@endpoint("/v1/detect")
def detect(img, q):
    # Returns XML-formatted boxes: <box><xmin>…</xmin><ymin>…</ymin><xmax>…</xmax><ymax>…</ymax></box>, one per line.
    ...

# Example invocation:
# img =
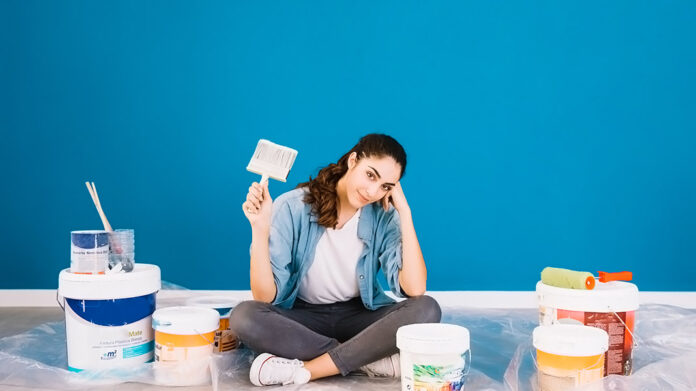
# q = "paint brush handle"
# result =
<box><xmin>85</xmin><ymin>182</ymin><xmax>113</xmax><ymax>232</ymax></box>
<box><xmin>597</xmin><ymin>271</ymin><xmax>633</xmax><ymax>283</ymax></box>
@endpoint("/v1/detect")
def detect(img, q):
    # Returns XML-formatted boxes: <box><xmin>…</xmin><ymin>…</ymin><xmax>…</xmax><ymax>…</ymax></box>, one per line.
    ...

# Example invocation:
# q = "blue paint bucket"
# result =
<box><xmin>57</xmin><ymin>264</ymin><xmax>161</xmax><ymax>372</ymax></box>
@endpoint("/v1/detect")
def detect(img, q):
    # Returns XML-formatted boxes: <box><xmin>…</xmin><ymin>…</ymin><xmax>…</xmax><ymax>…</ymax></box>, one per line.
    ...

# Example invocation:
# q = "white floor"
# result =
<box><xmin>1</xmin><ymin>290</ymin><xmax>696</xmax><ymax>391</ymax></box>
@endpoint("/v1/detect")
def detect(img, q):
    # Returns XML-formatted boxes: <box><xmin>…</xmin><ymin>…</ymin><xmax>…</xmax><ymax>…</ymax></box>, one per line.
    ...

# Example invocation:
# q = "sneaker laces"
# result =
<box><xmin>263</xmin><ymin>357</ymin><xmax>306</xmax><ymax>385</ymax></box>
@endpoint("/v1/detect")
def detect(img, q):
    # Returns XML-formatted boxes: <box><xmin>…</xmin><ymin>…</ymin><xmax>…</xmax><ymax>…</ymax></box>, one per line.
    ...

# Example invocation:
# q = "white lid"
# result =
<box><xmin>533</xmin><ymin>324</ymin><xmax>608</xmax><ymax>357</ymax></box>
<box><xmin>185</xmin><ymin>296</ymin><xmax>240</xmax><ymax>317</ymax></box>
<box><xmin>397</xmin><ymin>323</ymin><xmax>470</xmax><ymax>355</ymax></box>
<box><xmin>58</xmin><ymin>264</ymin><xmax>161</xmax><ymax>300</ymax></box>
<box><xmin>152</xmin><ymin>306</ymin><xmax>220</xmax><ymax>335</ymax></box>
<box><xmin>536</xmin><ymin>280</ymin><xmax>639</xmax><ymax>312</ymax></box>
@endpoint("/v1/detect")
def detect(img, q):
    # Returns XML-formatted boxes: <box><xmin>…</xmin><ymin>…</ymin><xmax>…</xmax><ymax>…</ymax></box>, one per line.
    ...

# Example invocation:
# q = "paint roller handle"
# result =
<box><xmin>597</xmin><ymin>271</ymin><xmax>633</xmax><ymax>283</ymax></box>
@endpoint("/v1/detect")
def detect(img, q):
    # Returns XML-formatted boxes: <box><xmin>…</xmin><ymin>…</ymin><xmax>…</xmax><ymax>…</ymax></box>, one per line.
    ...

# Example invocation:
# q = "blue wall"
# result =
<box><xmin>2</xmin><ymin>1</ymin><xmax>695</xmax><ymax>291</ymax></box>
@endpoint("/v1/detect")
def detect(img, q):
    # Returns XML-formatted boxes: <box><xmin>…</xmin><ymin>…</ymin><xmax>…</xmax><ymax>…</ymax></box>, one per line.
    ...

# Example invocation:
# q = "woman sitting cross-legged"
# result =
<box><xmin>230</xmin><ymin>133</ymin><xmax>441</xmax><ymax>386</ymax></box>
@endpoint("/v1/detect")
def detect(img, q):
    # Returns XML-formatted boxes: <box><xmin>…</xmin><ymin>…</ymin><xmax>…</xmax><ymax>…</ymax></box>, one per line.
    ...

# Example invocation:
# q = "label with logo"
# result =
<box><xmin>64</xmin><ymin>295</ymin><xmax>155</xmax><ymax>372</ymax></box>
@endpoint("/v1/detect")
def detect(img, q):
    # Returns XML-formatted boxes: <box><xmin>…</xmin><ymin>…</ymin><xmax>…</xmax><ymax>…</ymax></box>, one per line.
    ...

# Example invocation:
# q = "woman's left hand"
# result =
<box><xmin>382</xmin><ymin>182</ymin><xmax>410</xmax><ymax>213</ymax></box>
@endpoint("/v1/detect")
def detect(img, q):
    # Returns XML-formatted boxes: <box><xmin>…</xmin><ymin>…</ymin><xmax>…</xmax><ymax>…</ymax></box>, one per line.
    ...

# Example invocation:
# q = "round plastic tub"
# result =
<box><xmin>533</xmin><ymin>324</ymin><xmax>609</xmax><ymax>391</ymax></box>
<box><xmin>397</xmin><ymin>323</ymin><xmax>470</xmax><ymax>391</ymax></box>
<box><xmin>57</xmin><ymin>264</ymin><xmax>161</xmax><ymax>372</ymax></box>
<box><xmin>152</xmin><ymin>306</ymin><xmax>219</xmax><ymax>386</ymax></box>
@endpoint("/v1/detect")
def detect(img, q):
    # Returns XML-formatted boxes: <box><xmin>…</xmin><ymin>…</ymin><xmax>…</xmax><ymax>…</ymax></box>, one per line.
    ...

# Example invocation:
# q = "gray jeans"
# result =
<box><xmin>228</xmin><ymin>295</ymin><xmax>441</xmax><ymax>375</ymax></box>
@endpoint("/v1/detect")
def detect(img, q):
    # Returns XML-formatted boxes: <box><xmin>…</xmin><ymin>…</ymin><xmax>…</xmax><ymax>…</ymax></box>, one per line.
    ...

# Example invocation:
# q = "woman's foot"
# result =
<box><xmin>249</xmin><ymin>353</ymin><xmax>312</xmax><ymax>386</ymax></box>
<box><xmin>358</xmin><ymin>353</ymin><xmax>401</xmax><ymax>377</ymax></box>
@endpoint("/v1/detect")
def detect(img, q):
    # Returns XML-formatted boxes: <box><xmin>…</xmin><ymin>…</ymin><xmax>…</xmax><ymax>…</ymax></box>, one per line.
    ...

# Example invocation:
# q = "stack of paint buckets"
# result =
<box><xmin>535</xmin><ymin>277</ymin><xmax>639</xmax><ymax>390</ymax></box>
<box><xmin>61</xmin><ymin>231</ymin><xmax>244</xmax><ymax>385</ymax></box>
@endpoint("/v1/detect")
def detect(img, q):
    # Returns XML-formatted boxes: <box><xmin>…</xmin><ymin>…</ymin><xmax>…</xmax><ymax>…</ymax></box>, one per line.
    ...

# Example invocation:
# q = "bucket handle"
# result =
<box><xmin>56</xmin><ymin>291</ymin><xmax>64</xmax><ymax>311</ymax></box>
<box><xmin>194</xmin><ymin>329</ymin><xmax>215</xmax><ymax>346</ymax></box>
<box><xmin>609</xmin><ymin>309</ymin><xmax>640</xmax><ymax>348</ymax></box>
<box><xmin>151</xmin><ymin>323</ymin><xmax>215</xmax><ymax>347</ymax></box>
<box><xmin>462</xmin><ymin>348</ymin><xmax>472</xmax><ymax>377</ymax></box>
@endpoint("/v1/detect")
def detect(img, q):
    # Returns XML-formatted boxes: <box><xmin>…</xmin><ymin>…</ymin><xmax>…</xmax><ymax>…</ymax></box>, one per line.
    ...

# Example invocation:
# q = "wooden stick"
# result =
<box><xmin>85</xmin><ymin>181</ymin><xmax>113</xmax><ymax>232</ymax></box>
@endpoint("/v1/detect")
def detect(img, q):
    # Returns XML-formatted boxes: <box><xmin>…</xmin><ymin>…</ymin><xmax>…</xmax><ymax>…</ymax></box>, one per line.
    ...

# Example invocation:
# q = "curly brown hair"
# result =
<box><xmin>296</xmin><ymin>134</ymin><xmax>407</xmax><ymax>228</ymax></box>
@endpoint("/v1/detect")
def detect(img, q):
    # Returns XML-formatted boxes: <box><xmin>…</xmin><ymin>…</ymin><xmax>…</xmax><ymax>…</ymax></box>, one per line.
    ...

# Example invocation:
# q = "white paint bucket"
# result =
<box><xmin>396</xmin><ymin>323</ymin><xmax>471</xmax><ymax>391</ymax></box>
<box><xmin>533</xmin><ymin>324</ymin><xmax>609</xmax><ymax>391</ymax></box>
<box><xmin>537</xmin><ymin>280</ymin><xmax>639</xmax><ymax>375</ymax></box>
<box><xmin>57</xmin><ymin>264</ymin><xmax>161</xmax><ymax>372</ymax></box>
<box><xmin>185</xmin><ymin>296</ymin><xmax>240</xmax><ymax>352</ymax></box>
<box><xmin>152</xmin><ymin>306</ymin><xmax>219</xmax><ymax>386</ymax></box>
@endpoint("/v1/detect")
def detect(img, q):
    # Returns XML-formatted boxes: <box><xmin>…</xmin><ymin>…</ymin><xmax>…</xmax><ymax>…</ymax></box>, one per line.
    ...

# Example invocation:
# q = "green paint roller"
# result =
<box><xmin>541</xmin><ymin>267</ymin><xmax>596</xmax><ymax>289</ymax></box>
<box><xmin>541</xmin><ymin>267</ymin><xmax>634</xmax><ymax>290</ymax></box>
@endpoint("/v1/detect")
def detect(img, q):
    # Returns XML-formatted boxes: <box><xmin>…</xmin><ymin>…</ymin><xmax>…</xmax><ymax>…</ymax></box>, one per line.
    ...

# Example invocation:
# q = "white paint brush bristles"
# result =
<box><xmin>246</xmin><ymin>139</ymin><xmax>298</xmax><ymax>183</ymax></box>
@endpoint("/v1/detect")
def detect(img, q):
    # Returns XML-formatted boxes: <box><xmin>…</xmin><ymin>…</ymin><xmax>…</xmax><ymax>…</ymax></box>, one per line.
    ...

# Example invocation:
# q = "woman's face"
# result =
<box><xmin>344</xmin><ymin>153</ymin><xmax>401</xmax><ymax>209</ymax></box>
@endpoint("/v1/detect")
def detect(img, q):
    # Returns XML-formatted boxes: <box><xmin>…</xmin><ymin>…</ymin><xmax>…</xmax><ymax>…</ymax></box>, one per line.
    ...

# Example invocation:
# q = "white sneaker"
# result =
<box><xmin>358</xmin><ymin>353</ymin><xmax>400</xmax><ymax>377</ymax></box>
<box><xmin>249</xmin><ymin>353</ymin><xmax>312</xmax><ymax>386</ymax></box>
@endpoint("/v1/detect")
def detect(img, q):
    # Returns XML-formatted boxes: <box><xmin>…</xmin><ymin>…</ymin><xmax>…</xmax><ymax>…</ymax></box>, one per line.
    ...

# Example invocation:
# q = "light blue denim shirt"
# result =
<box><xmin>268</xmin><ymin>188</ymin><xmax>405</xmax><ymax>310</ymax></box>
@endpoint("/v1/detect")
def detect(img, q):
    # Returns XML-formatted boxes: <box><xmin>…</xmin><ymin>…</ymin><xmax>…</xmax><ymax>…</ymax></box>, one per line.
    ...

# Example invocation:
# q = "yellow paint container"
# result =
<box><xmin>152</xmin><ymin>306</ymin><xmax>219</xmax><ymax>386</ymax></box>
<box><xmin>533</xmin><ymin>324</ymin><xmax>608</xmax><ymax>391</ymax></box>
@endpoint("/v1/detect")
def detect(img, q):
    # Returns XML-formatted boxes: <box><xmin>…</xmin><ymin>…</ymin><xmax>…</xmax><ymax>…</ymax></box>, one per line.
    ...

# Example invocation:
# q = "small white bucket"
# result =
<box><xmin>185</xmin><ymin>296</ymin><xmax>240</xmax><ymax>352</ymax></box>
<box><xmin>533</xmin><ymin>324</ymin><xmax>609</xmax><ymax>391</ymax></box>
<box><xmin>152</xmin><ymin>306</ymin><xmax>220</xmax><ymax>386</ymax></box>
<box><xmin>397</xmin><ymin>323</ymin><xmax>471</xmax><ymax>391</ymax></box>
<box><xmin>57</xmin><ymin>264</ymin><xmax>161</xmax><ymax>372</ymax></box>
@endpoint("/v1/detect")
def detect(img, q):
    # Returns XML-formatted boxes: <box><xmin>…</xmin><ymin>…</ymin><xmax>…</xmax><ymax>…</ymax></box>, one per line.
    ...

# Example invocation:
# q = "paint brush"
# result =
<box><xmin>85</xmin><ymin>182</ymin><xmax>132</xmax><ymax>272</ymax></box>
<box><xmin>246</xmin><ymin>139</ymin><xmax>298</xmax><ymax>184</ymax></box>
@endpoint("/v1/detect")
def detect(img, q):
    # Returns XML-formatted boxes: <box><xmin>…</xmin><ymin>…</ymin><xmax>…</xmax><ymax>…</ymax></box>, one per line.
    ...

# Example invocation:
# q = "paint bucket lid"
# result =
<box><xmin>185</xmin><ymin>296</ymin><xmax>240</xmax><ymax>318</ymax></box>
<box><xmin>533</xmin><ymin>324</ymin><xmax>609</xmax><ymax>357</ymax></box>
<box><xmin>152</xmin><ymin>306</ymin><xmax>220</xmax><ymax>335</ymax></box>
<box><xmin>536</xmin><ymin>280</ymin><xmax>639</xmax><ymax>312</ymax></box>
<box><xmin>397</xmin><ymin>323</ymin><xmax>470</xmax><ymax>355</ymax></box>
<box><xmin>58</xmin><ymin>263</ymin><xmax>160</xmax><ymax>300</ymax></box>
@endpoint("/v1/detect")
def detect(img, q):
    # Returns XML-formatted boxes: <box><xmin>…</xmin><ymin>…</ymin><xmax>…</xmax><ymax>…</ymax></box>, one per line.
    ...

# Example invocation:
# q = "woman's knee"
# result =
<box><xmin>228</xmin><ymin>300</ymin><xmax>268</xmax><ymax>337</ymax></box>
<box><xmin>408</xmin><ymin>295</ymin><xmax>442</xmax><ymax>323</ymax></box>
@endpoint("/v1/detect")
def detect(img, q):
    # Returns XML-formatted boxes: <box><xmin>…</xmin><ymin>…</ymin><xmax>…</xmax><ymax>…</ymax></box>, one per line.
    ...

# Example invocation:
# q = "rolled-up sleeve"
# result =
<box><xmin>268</xmin><ymin>200</ymin><xmax>295</xmax><ymax>305</ymax></box>
<box><xmin>378</xmin><ymin>210</ymin><xmax>406</xmax><ymax>298</ymax></box>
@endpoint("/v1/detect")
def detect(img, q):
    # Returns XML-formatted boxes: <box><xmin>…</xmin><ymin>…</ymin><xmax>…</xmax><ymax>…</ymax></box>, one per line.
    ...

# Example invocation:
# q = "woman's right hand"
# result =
<box><xmin>242</xmin><ymin>181</ymin><xmax>273</xmax><ymax>231</ymax></box>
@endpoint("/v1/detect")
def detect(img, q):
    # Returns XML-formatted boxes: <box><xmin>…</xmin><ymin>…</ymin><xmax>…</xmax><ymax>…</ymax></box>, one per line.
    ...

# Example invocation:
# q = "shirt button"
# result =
<box><xmin>359</xmin><ymin>275</ymin><xmax>365</xmax><ymax>280</ymax></box>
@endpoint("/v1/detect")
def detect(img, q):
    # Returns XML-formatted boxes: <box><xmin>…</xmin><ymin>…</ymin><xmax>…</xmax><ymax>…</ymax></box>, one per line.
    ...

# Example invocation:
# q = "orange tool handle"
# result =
<box><xmin>597</xmin><ymin>271</ymin><xmax>632</xmax><ymax>283</ymax></box>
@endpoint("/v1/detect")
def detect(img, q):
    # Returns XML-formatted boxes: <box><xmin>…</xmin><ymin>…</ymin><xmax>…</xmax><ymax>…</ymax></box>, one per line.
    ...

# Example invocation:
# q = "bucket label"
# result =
<box><xmin>401</xmin><ymin>352</ymin><xmax>469</xmax><ymax>391</ymax></box>
<box><xmin>70</xmin><ymin>231</ymin><xmax>109</xmax><ymax>274</ymax></box>
<box><xmin>153</xmin><ymin>333</ymin><xmax>215</xmax><ymax>386</ymax></box>
<box><xmin>64</xmin><ymin>295</ymin><xmax>155</xmax><ymax>371</ymax></box>
<box><xmin>538</xmin><ymin>365</ymin><xmax>603</xmax><ymax>391</ymax></box>
<box><xmin>585</xmin><ymin>311</ymin><xmax>633</xmax><ymax>375</ymax></box>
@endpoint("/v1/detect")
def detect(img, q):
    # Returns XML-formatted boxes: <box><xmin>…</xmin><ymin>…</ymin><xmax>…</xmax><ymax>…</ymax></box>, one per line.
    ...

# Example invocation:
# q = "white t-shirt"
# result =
<box><xmin>297</xmin><ymin>208</ymin><xmax>364</xmax><ymax>304</ymax></box>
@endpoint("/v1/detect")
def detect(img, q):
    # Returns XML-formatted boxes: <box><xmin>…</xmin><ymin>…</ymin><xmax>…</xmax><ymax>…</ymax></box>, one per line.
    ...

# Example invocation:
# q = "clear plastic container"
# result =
<box><xmin>108</xmin><ymin>229</ymin><xmax>135</xmax><ymax>272</ymax></box>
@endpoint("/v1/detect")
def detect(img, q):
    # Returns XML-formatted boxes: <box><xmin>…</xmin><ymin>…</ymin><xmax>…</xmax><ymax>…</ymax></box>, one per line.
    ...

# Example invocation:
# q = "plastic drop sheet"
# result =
<box><xmin>1</xmin><ymin>291</ymin><xmax>695</xmax><ymax>390</ymax></box>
